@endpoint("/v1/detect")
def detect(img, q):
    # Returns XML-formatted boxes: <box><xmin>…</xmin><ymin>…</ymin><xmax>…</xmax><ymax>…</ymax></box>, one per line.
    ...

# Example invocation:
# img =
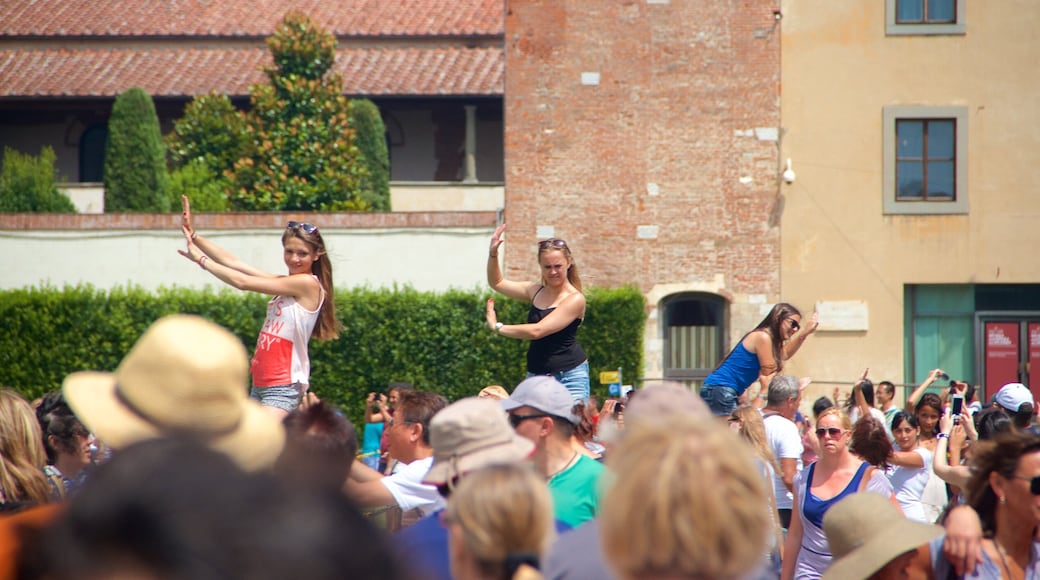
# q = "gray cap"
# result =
<box><xmin>500</xmin><ymin>375</ymin><xmax>579</xmax><ymax>425</ymax></box>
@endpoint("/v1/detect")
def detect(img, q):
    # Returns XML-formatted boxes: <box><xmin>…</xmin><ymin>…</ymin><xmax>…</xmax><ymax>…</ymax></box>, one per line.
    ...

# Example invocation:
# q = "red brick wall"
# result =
<box><xmin>504</xmin><ymin>0</ymin><xmax>781</xmax><ymax>295</ymax></box>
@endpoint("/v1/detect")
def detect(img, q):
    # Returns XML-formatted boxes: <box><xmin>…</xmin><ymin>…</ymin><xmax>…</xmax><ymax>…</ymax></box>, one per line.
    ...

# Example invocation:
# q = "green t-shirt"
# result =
<box><xmin>548</xmin><ymin>454</ymin><xmax>604</xmax><ymax>528</ymax></box>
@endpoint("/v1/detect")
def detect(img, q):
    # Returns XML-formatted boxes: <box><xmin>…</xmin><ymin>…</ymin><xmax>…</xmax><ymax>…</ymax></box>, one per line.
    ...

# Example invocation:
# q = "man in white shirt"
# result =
<box><xmin>762</xmin><ymin>374</ymin><xmax>804</xmax><ymax>530</ymax></box>
<box><xmin>344</xmin><ymin>390</ymin><xmax>448</xmax><ymax>525</ymax></box>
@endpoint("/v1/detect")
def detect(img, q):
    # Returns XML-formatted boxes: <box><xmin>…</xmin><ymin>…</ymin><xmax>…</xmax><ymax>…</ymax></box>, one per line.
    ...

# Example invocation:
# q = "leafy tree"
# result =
<box><xmin>349</xmin><ymin>98</ymin><xmax>391</xmax><ymax>211</ymax></box>
<box><xmin>0</xmin><ymin>147</ymin><xmax>76</xmax><ymax>212</ymax></box>
<box><xmin>227</xmin><ymin>12</ymin><xmax>367</xmax><ymax>211</ymax></box>
<box><xmin>166</xmin><ymin>93</ymin><xmax>248</xmax><ymax>177</ymax></box>
<box><xmin>104</xmin><ymin>87</ymin><xmax>170</xmax><ymax>212</ymax></box>
<box><xmin>168</xmin><ymin>159</ymin><xmax>230</xmax><ymax>212</ymax></box>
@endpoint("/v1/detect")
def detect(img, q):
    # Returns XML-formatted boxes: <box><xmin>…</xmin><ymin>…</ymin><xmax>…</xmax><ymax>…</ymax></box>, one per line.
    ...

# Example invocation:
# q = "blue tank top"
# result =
<box><xmin>702</xmin><ymin>341</ymin><xmax>762</xmax><ymax>396</ymax></box>
<box><xmin>802</xmin><ymin>461</ymin><xmax>870</xmax><ymax>528</ymax></box>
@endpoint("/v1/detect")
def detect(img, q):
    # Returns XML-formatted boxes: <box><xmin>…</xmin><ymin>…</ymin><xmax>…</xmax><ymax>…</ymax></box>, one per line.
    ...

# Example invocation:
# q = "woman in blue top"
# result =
<box><xmin>700</xmin><ymin>302</ymin><xmax>817</xmax><ymax>416</ymax></box>
<box><xmin>485</xmin><ymin>224</ymin><xmax>589</xmax><ymax>401</ymax></box>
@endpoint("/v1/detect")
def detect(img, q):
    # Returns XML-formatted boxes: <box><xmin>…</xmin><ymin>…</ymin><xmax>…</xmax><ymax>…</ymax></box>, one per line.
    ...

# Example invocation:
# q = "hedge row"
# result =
<box><xmin>0</xmin><ymin>285</ymin><xmax>645</xmax><ymax>427</ymax></box>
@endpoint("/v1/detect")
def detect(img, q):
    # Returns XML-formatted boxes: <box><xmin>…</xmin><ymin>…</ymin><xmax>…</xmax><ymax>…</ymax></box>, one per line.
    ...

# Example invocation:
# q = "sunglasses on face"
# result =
<box><xmin>1013</xmin><ymin>475</ymin><xmax>1040</xmax><ymax>495</ymax></box>
<box><xmin>816</xmin><ymin>427</ymin><xmax>845</xmax><ymax>438</ymax></box>
<box><xmin>508</xmin><ymin>413</ymin><xmax>551</xmax><ymax>428</ymax></box>
<box><xmin>538</xmin><ymin>238</ymin><xmax>568</xmax><ymax>250</ymax></box>
<box><xmin>788</xmin><ymin>318</ymin><xmax>801</xmax><ymax>332</ymax></box>
<box><xmin>286</xmin><ymin>221</ymin><xmax>319</xmax><ymax>234</ymax></box>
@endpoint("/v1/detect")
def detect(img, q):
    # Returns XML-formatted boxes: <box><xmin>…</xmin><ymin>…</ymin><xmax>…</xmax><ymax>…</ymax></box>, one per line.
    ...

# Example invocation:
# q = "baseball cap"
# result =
<box><xmin>995</xmin><ymin>382</ymin><xmax>1033</xmax><ymax>413</ymax></box>
<box><xmin>500</xmin><ymin>376</ymin><xmax>579</xmax><ymax>425</ymax></box>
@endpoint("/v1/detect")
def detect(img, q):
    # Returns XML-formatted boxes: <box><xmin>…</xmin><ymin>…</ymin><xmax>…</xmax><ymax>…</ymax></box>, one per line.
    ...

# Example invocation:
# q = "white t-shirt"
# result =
<box><xmin>763</xmin><ymin>413</ymin><xmax>803</xmax><ymax>510</ymax></box>
<box><xmin>886</xmin><ymin>447</ymin><xmax>934</xmax><ymax>523</ymax></box>
<box><xmin>379</xmin><ymin>456</ymin><xmax>445</xmax><ymax>516</ymax></box>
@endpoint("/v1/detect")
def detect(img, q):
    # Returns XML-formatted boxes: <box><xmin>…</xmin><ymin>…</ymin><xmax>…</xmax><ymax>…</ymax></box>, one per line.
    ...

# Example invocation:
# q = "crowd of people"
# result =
<box><xmin>2</xmin><ymin>214</ymin><xmax>1040</xmax><ymax>579</ymax></box>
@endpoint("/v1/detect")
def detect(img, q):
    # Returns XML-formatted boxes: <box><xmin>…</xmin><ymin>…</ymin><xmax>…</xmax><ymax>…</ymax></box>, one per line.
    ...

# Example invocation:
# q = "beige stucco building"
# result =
<box><xmin>780</xmin><ymin>1</ymin><xmax>1040</xmax><ymax>403</ymax></box>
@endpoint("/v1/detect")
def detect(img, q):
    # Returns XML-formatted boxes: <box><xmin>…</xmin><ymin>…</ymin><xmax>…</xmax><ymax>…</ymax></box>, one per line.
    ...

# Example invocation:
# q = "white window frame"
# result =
<box><xmin>886</xmin><ymin>0</ymin><xmax>966</xmax><ymax>36</ymax></box>
<box><xmin>882</xmin><ymin>105</ymin><xmax>968</xmax><ymax>215</ymax></box>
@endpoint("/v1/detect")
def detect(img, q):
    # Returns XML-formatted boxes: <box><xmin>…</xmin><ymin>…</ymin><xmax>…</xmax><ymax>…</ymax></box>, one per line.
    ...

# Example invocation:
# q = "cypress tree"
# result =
<box><xmin>349</xmin><ymin>99</ymin><xmax>391</xmax><ymax>211</ymax></box>
<box><xmin>104</xmin><ymin>87</ymin><xmax>170</xmax><ymax>212</ymax></box>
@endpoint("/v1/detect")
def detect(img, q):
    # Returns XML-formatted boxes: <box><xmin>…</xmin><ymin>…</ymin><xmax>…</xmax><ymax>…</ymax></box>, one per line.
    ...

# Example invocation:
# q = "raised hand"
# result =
<box><xmin>489</xmin><ymin>223</ymin><xmax>506</xmax><ymax>256</ymax></box>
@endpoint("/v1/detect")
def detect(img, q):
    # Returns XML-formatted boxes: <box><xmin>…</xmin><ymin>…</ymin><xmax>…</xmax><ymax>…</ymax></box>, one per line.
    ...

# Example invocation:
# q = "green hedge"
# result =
<box><xmin>0</xmin><ymin>285</ymin><xmax>644</xmax><ymax>427</ymax></box>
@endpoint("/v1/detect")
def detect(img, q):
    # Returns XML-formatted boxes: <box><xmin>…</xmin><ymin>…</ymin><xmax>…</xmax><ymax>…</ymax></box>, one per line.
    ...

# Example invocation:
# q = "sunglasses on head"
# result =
<box><xmin>538</xmin><ymin>238</ymin><xmax>568</xmax><ymax>250</ymax></box>
<box><xmin>1013</xmin><ymin>475</ymin><xmax>1040</xmax><ymax>495</ymax></box>
<box><xmin>816</xmin><ymin>427</ymin><xmax>845</xmax><ymax>438</ymax></box>
<box><xmin>286</xmin><ymin>221</ymin><xmax>318</xmax><ymax>234</ymax></box>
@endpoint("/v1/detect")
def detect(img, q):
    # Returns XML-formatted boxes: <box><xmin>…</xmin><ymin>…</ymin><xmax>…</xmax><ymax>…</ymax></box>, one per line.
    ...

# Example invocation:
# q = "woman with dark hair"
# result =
<box><xmin>931</xmin><ymin>431</ymin><xmax>1040</xmax><ymax>577</ymax></box>
<box><xmin>179</xmin><ymin>196</ymin><xmax>341</xmax><ymax>417</ymax></box>
<box><xmin>700</xmin><ymin>302</ymin><xmax>818</xmax><ymax>416</ymax></box>
<box><xmin>485</xmin><ymin>224</ymin><xmax>589</xmax><ymax>401</ymax></box>
<box><xmin>35</xmin><ymin>391</ymin><xmax>93</xmax><ymax>499</ymax></box>
<box><xmin>885</xmin><ymin>412</ymin><xmax>934</xmax><ymax>523</ymax></box>
<box><xmin>909</xmin><ymin>393</ymin><xmax>949</xmax><ymax>523</ymax></box>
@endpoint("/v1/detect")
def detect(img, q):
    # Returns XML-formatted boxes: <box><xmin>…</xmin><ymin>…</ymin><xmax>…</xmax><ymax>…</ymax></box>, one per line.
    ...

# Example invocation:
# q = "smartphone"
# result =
<box><xmin>951</xmin><ymin>395</ymin><xmax>964</xmax><ymax>423</ymax></box>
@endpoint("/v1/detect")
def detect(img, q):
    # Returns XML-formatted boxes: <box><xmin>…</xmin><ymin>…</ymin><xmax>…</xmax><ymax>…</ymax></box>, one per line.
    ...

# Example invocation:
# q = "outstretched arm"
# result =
<box><xmin>486</xmin><ymin>292</ymin><xmax>586</xmax><ymax>340</ymax></box>
<box><xmin>178</xmin><ymin>230</ymin><xmax>320</xmax><ymax>300</ymax></box>
<box><xmin>486</xmin><ymin>223</ymin><xmax>536</xmax><ymax>301</ymax></box>
<box><xmin>181</xmin><ymin>195</ymin><xmax>275</xmax><ymax>278</ymax></box>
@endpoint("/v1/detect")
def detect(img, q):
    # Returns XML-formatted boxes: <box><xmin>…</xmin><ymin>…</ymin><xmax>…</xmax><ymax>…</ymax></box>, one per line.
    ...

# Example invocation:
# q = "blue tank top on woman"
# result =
<box><xmin>802</xmin><ymin>461</ymin><xmax>870</xmax><ymax>528</ymax></box>
<box><xmin>702</xmin><ymin>341</ymin><xmax>761</xmax><ymax>396</ymax></box>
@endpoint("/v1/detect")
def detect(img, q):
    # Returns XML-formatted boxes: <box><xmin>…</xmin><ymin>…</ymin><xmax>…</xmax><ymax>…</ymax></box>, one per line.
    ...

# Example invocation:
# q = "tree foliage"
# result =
<box><xmin>349</xmin><ymin>99</ymin><xmax>391</xmax><ymax>211</ymax></box>
<box><xmin>103</xmin><ymin>87</ymin><xmax>170</xmax><ymax>212</ymax></box>
<box><xmin>0</xmin><ymin>147</ymin><xmax>76</xmax><ymax>213</ymax></box>
<box><xmin>226</xmin><ymin>12</ymin><xmax>368</xmax><ymax>211</ymax></box>
<box><xmin>166</xmin><ymin>93</ymin><xmax>247</xmax><ymax>178</ymax></box>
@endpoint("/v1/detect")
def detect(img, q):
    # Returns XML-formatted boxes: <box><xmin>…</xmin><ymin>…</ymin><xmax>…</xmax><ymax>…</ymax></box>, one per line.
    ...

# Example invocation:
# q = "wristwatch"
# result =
<box><xmin>494</xmin><ymin>322</ymin><xmax>504</xmax><ymax>332</ymax></box>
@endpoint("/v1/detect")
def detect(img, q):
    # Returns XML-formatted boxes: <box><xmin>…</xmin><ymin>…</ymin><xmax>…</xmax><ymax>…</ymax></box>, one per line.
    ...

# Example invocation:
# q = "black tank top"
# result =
<box><xmin>526</xmin><ymin>288</ymin><xmax>587</xmax><ymax>374</ymax></box>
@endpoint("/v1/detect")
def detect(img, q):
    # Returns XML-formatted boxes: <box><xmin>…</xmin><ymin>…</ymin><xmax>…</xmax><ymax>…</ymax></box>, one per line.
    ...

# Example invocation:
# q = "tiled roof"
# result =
<box><xmin>0</xmin><ymin>46</ymin><xmax>503</xmax><ymax>97</ymax></box>
<box><xmin>1</xmin><ymin>0</ymin><xmax>503</xmax><ymax>38</ymax></box>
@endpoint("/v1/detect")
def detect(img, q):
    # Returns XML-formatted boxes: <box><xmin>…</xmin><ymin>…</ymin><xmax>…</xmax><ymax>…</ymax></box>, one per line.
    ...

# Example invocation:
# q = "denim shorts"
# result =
<box><xmin>249</xmin><ymin>383</ymin><xmax>303</xmax><ymax>413</ymax></box>
<box><xmin>700</xmin><ymin>384</ymin><xmax>739</xmax><ymax>417</ymax></box>
<box><xmin>528</xmin><ymin>360</ymin><xmax>590</xmax><ymax>402</ymax></box>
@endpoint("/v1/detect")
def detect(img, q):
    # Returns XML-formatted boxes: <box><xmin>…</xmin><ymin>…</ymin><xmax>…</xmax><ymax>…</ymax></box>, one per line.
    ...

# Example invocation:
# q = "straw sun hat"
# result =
<box><xmin>63</xmin><ymin>314</ymin><xmax>285</xmax><ymax>471</ymax></box>
<box><xmin>822</xmin><ymin>493</ymin><xmax>943</xmax><ymax>580</ymax></box>
<box><xmin>423</xmin><ymin>397</ymin><xmax>534</xmax><ymax>486</ymax></box>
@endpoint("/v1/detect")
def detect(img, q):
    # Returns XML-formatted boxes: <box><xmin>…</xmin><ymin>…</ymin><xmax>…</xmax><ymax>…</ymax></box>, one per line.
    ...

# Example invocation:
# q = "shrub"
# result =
<box><xmin>0</xmin><ymin>285</ymin><xmax>645</xmax><ymax>428</ymax></box>
<box><xmin>104</xmin><ymin>87</ymin><xmax>170</xmax><ymax>212</ymax></box>
<box><xmin>0</xmin><ymin>147</ymin><xmax>76</xmax><ymax>212</ymax></box>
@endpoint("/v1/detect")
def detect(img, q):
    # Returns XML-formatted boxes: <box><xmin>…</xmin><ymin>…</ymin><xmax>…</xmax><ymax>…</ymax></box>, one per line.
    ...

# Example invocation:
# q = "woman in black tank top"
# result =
<box><xmin>485</xmin><ymin>224</ymin><xmax>590</xmax><ymax>401</ymax></box>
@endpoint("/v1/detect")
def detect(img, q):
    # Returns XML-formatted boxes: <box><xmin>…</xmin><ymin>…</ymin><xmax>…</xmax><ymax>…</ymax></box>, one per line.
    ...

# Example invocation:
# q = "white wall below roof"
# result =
<box><xmin>0</xmin><ymin>227</ymin><xmax>492</xmax><ymax>292</ymax></box>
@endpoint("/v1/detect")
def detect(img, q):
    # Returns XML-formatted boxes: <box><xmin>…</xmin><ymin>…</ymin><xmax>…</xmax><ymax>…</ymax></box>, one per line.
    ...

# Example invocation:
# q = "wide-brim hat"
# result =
<box><xmin>424</xmin><ymin>397</ymin><xmax>535</xmax><ymax>486</ymax></box>
<box><xmin>822</xmin><ymin>493</ymin><xmax>943</xmax><ymax>580</ymax></box>
<box><xmin>63</xmin><ymin>314</ymin><xmax>285</xmax><ymax>472</ymax></box>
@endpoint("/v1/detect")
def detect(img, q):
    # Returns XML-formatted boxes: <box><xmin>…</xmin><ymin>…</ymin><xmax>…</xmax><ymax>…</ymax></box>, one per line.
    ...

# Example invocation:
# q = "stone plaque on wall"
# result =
<box><xmin>815</xmin><ymin>301</ymin><xmax>869</xmax><ymax>332</ymax></box>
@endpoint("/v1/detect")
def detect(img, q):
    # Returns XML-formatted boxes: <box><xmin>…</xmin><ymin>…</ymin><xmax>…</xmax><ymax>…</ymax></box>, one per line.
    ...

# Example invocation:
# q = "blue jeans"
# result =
<box><xmin>700</xmin><ymin>384</ymin><xmax>739</xmax><ymax>417</ymax></box>
<box><xmin>528</xmin><ymin>361</ymin><xmax>590</xmax><ymax>401</ymax></box>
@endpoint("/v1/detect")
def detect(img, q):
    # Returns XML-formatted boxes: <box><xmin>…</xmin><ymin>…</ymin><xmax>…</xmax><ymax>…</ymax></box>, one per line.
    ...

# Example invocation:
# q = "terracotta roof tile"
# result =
<box><xmin>1</xmin><ymin>0</ymin><xmax>503</xmax><ymax>38</ymax></box>
<box><xmin>0</xmin><ymin>46</ymin><xmax>503</xmax><ymax>97</ymax></box>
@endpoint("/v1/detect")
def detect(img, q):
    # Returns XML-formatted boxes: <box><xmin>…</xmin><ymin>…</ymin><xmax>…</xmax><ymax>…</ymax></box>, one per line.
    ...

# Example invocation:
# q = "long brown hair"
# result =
<box><xmin>283</xmin><ymin>225</ymin><xmax>341</xmax><ymax>341</ymax></box>
<box><xmin>752</xmin><ymin>302</ymin><xmax>801</xmax><ymax>374</ymax></box>
<box><xmin>537</xmin><ymin>238</ymin><xmax>582</xmax><ymax>293</ymax></box>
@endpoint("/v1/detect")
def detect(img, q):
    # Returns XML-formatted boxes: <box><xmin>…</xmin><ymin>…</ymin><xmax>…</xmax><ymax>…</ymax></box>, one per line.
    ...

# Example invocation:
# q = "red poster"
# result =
<box><xmin>1029</xmin><ymin>323</ymin><xmax>1040</xmax><ymax>403</ymax></box>
<box><xmin>985</xmin><ymin>322</ymin><xmax>1020</xmax><ymax>394</ymax></box>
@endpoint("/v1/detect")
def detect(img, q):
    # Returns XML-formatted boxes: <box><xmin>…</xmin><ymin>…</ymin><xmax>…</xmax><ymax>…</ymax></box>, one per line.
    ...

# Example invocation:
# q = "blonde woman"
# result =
<box><xmin>601</xmin><ymin>414</ymin><xmax>770</xmax><ymax>579</ymax></box>
<box><xmin>485</xmin><ymin>225</ymin><xmax>589</xmax><ymax>400</ymax></box>
<box><xmin>731</xmin><ymin>405</ymin><xmax>784</xmax><ymax>572</ymax></box>
<box><xmin>0</xmin><ymin>389</ymin><xmax>51</xmax><ymax>510</ymax></box>
<box><xmin>782</xmin><ymin>408</ymin><xmax>896</xmax><ymax>580</ymax></box>
<box><xmin>445</xmin><ymin>463</ymin><xmax>554</xmax><ymax>580</ymax></box>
